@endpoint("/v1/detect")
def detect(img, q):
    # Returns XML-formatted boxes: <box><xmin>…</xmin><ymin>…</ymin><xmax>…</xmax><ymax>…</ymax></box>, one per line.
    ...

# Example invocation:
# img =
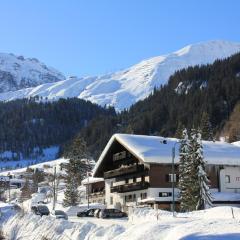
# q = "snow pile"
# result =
<box><xmin>2</xmin><ymin>213</ymin><xmax>126</xmax><ymax>240</ymax></box>
<box><xmin>2</xmin><ymin>206</ymin><xmax>240</xmax><ymax>240</ymax></box>
<box><xmin>232</xmin><ymin>141</ymin><xmax>240</xmax><ymax>147</ymax></box>
<box><xmin>0</xmin><ymin>40</ymin><xmax>240</xmax><ymax>111</ymax></box>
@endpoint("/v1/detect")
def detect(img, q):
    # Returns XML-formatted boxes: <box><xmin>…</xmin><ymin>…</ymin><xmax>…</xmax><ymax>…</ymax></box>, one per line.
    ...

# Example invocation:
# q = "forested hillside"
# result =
<box><xmin>0</xmin><ymin>98</ymin><xmax>115</xmax><ymax>161</ymax></box>
<box><xmin>80</xmin><ymin>52</ymin><xmax>240</xmax><ymax>158</ymax></box>
<box><xmin>1</xmin><ymin>53</ymin><xmax>240</xmax><ymax>162</ymax></box>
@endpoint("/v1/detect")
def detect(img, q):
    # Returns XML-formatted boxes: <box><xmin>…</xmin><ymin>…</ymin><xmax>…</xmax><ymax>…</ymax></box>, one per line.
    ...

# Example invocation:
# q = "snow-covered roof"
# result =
<box><xmin>82</xmin><ymin>177</ymin><xmax>104</xmax><ymax>185</ymax></box>
<box><xmin>93</xmin><ymin>134</ymin><xmax>240</xmax><ymax>176</ymax></box>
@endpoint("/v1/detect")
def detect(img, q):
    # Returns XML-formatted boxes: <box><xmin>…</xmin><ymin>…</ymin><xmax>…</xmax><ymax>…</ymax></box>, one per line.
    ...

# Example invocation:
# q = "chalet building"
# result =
<box><xmin>82</xmin><ymin>177</ymin><xmax>105</xmax><ymax>204</ymax></box>
<box><xmin>93</xmin><ymin>134</ymin><xmax>240</xmax><ymax>210</ymax></box>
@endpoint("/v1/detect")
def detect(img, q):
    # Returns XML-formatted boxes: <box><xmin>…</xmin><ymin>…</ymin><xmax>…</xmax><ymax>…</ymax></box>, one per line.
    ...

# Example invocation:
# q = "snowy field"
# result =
<box><xmin>0</xmin><ymin>157</ymin><xmax>67</xmax><ymax>176</ymax></box>
<box><xmin>0</xmin><ymin>146</ymin><xmax>59</xmax><ymax>172</ymax></box>
<box><xmin>1</xmin><ymin>205</ymin><xmax>240</xmax><ymax>240</ymax></box>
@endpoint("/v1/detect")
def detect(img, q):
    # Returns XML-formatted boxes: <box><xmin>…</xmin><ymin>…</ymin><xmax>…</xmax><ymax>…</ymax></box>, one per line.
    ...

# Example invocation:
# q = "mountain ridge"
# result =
<box><xmin>0</xmin><ymin>40</ymin><xmax>240</xmax><ymax>111</ymax></box>
<box><xmin>0</xmin><ymin>52</ymin><xmax>65</xmax><ymax>92</ymax></box>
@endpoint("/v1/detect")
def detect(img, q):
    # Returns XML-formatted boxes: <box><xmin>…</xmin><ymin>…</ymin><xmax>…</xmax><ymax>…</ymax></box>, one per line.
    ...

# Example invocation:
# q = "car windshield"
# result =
<box><xmin>55</xmin><ymin>210</ymin><xmax>65</xmax><ymax>215</ymax></box>
<box><xmin>38</xmin><ymin>206</ymin><xmax>48</xmax><ymax>211</ymax></box>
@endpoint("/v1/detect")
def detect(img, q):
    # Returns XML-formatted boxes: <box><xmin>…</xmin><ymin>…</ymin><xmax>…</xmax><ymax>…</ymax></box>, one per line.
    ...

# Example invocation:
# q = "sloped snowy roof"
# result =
<box><xmin>93</xmin><ymin>134</ymin><xmax>240</xmax><ymax>176</ymax></box>
<box><xmin>82</xmin><ymin>177</ymin><xmax>104</xmax><ymax>185</ymax></box>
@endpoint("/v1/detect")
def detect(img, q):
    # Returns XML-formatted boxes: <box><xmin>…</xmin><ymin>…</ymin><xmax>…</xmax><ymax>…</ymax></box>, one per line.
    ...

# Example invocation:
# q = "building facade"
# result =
<box><xmin>93</xmin><ymin>134</ymin><xmax>240</xmax><ymax>210</ymax></box>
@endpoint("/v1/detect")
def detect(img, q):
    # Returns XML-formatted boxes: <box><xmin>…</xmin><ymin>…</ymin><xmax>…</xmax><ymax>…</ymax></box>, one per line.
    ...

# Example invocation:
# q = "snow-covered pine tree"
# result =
<box><xmin>189</xmin><ymin>129</ymin><xmax>212</xmax><ymax>210</ymax></box>
<box><xmin>178</xmin><ymin>129</ymin><xmax>191</xmax><ymax>211</ymax></box>
<box><xmin>195</xmin><ymin>131</ymin><xmax>212</xmax><ymax>210</ymax></box>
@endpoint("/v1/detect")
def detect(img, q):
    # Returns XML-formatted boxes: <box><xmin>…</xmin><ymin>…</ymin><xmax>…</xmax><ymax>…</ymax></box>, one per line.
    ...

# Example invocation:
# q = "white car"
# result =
<box><xmin>51</xmin><ymin>210</ymin><xmax>68</xmax><ymax>220</ymax></box>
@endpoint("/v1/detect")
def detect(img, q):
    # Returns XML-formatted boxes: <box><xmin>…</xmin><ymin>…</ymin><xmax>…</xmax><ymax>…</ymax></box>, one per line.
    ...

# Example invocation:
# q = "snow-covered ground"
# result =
<box><xmin>1</xmin><ymin>40</ymin><xmax>240</xmax><ymax>111</ymax></box>
<box><xmin>0</xmin><ymin>146</ymin><xmax>60</xmax><ymax>173</ymax></box>
<box><xmin>0</xmin><ymin>157</ymin><xmax>67</xmax><ymax>176</ymax></box>
<box><xmin>1</xmin><ymin>205</ymin><xmax>240</xmax><ymax>240</ymax></box>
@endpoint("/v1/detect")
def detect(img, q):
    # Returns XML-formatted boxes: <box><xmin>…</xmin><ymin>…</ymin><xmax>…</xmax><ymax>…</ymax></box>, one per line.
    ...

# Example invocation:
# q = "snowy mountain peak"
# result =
<box><xmin>0</xmin><ymin>52</ymin><xmax>65</xmax><ymax>92</ymax></box>
<box><xmin>0</xmin><ymin>40</ymin><xmax>240</xmax><ymax>111</ymax></box>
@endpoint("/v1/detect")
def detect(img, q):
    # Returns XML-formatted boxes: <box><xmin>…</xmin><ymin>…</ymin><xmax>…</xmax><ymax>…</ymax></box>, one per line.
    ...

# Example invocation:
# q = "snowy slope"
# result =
<box><xmin>0</xmin><ymin>53</ymin><xmax>65</xmax><ymax>92</ymax></box>
<box><xmin>2</xmin><ymin>206</ymin><xmax>240</xmax><ymax>239</ymax></box>
<box><xmin>1</xmin><ymin>40</ymin><xmax>240</xmax><ymax>111</ymax></box>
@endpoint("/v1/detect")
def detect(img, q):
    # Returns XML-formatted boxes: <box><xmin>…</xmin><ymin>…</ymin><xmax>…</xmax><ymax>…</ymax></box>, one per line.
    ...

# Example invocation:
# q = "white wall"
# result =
<box><xmin>220</xmin><ymin>166</ymin><xmax>240</xmax><ymax>193</ymax></box>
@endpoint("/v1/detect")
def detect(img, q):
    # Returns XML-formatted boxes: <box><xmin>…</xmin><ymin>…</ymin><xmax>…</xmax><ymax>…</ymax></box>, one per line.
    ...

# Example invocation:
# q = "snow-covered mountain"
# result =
<box><xmin>0</xmin><ymin>53</ymin><xmax>65</xmax><ymax>92</ymax></box>
<box><xmin>0</xmin><ymin>40</ymin><xmax>240</xmax><ymax>111</ymax></box>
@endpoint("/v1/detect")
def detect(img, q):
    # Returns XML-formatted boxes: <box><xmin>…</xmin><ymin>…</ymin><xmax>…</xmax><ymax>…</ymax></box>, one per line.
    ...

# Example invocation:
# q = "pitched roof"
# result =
<box><xmin>93</xmin><ymin>134</ymin><xmax>240</xmax><ymax>176</ymax></box>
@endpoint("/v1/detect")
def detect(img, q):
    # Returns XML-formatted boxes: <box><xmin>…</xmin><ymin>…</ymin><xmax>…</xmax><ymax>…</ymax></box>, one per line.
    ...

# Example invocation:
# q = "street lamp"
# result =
<box><xmin>172</xmin><ymin>141</ymin><xmax>180</xmax><ymax>217</ymax></box>
<box><xmin>160</xmin><ymin>139</ymin><xmax>180</xmax><ymax>217</ymax></box>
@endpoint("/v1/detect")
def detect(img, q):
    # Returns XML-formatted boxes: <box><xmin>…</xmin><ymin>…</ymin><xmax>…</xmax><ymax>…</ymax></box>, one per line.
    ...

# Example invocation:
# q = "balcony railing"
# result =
<box><xmin>111</xmin><ymin>181</ymin><xmax>149</xmax><ymax>193</ymax></box>
<box><xmin>104</xmin><ymin>164</ymin><xmax>144</xmax><ymax>179</ymax></box>
<box><xmin>89</xmin><ymin>191</ymin><xmax>105</xmax><ymax>198</ymax></box>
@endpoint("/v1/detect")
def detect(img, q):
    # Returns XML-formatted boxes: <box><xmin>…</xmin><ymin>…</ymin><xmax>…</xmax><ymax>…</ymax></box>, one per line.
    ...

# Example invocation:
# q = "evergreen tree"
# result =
<box><xmin>63</xmin><ymin>136</ymin><xmax>92</xmax><ymax>185</ymax></box>
<box><xmin>195</xmin><ymin>132</ymin><xmax>212</xmax><ymax>209</ymax></box>
<box><xmin>63</xmin><ymin>136</ymin><xmax>92</xmax><ymax>206</ymax></box>
<box><xmin>188</xmin><ymin>129</ymin><xmax>212</xmax><ymax>210</ymax></box>
<box><xmin>200</xmin><ymin>112</ymin><xmax>214</xmax><ymax>141</ymax></box>
<box><xmin>19</xmin><ymin>178</ymin><xmax>32</xmax><ymax>202</ymax></box>
<box><xmin>175</xmin><ymin>122</ymin><xmax>185</xmax><ymax>139</ymax></box>
<box><xmin>178</xmin><ymin>129</ymin><xmax>191</xmax><ymax>211</ymax></box>
<box><xmin>63</xmin><ymin>175</ymin><xmax>79</xmax><ymax>207</ymax></box>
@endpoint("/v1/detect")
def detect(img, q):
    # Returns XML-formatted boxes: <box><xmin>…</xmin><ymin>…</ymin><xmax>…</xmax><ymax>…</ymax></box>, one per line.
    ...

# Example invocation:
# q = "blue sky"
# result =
<box><xmin>0</xmin><ymin>0</ymin><xmax>239</xmax><ymax>77</ymax></box>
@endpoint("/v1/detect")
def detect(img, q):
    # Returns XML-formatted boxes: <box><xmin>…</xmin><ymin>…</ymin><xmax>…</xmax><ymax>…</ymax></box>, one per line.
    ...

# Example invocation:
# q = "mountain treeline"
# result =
<box><xmin>79</xmin><ymin>52</ymin><xmax>240</xmax><ymax>158</ymax></box>
<box><xmin>0</xmin><ymin>97</ymin><xmax>115</xmax><ymax>160</ymax></box>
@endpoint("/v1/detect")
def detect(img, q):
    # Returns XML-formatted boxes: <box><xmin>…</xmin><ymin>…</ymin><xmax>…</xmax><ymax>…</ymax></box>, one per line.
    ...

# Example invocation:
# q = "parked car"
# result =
<box><xmin>99</xmin><ymin>209</ymin><xmax>127</xmax><ymax>219</ymax></box>
<box><xmin>77</xmin><ymin>208</ymin><xmax>95</xmax><ymax>217</ymax></box>
<box><xmin>31</xmin><ymin>205</ymin><xmax>50</xmax><ymax>216</ymax></box>
<box><xmin>51</xmin><ymin>210</ymin><xmax>68</xmax><ymax>220</ymax></box>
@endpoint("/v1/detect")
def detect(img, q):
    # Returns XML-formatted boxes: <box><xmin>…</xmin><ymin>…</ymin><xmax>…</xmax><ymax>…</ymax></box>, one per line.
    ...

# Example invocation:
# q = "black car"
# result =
<box><xmin>77</xmin><ymin>208</ymin><xmax>96</xmax><ymax>217</ymax></box>
<box><xmin>99</xmin><ymin>209</ymin><xmax>127</xmax><ymax>219</ymax></box>
<box><xmin>31</xmin><ymin>205</ymin><xmax>50</xmax><ymax>216</ymax></box>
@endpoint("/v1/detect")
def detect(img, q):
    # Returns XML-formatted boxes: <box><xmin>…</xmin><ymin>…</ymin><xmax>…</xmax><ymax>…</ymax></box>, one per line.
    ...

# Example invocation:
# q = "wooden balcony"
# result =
<box><xmin>104</xmin><ymin>164</ymin><xmax>144</xmax><ymax>179</ymax></box>
<box><xmin>111</xmin><ymin>181</ymin><xmax>149</xmax><ymax>193</ymax></box>
<box><xmin>89</xmin><ymin>191</ymin><xmax>105</xmax><ymax>198</ymax></box>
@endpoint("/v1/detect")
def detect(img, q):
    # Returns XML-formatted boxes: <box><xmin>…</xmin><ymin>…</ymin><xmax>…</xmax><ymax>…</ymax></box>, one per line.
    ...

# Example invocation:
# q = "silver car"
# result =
<box><xmin>51</xmin><ymin>210</ymin><xmax>68</xmax><ymax>220</ymax></box>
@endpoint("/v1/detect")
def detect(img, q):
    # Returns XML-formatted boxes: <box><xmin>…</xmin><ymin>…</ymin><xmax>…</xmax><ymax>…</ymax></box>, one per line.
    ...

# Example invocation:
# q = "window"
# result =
<box><xmin>133</xmin><ymin>177</ymin><xmax>136</xmax><ymax>183</ymax></box>
<box><xmin>133</xmin><ymin>194</ymin><xmax>136</xmax><ymax>201</ymax></box>
<box><xmin>225</xmin><ymin>175</ymin><xmax>230</xmax><ymax>183</ymax></box>
<box><xmin>125</xmin><ymin>179</ymin><xmax>129</xmax><ymax>184</ymax></box>
<box><xmin>159</xmin><ymin>192</ymin><xmax>172</xmax><ymax>197</ymax></box>
<box><xmin>140</xmin><ymin>192</ymin><xmax>147</xmax><ymax>200</ymax></box>
<box><xmin>125</xmin><ymin>194</ymin><xmax>134</xmax><ymax>202</ymax></box>
<box><xmin>110</xmin><ymin>197</ymin><xmax>113</xmax><ymax>205</ymax></box>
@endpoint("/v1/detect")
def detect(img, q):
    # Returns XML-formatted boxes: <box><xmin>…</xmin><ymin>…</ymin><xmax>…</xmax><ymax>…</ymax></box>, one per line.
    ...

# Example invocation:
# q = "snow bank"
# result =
<box><xmin>2</xmin><ymin>206</ymin><xmax>240</xmax><ymax>239</ymax></box>
<box><xmin>2</xmin><ymin>213</ymin><xmax>126</xmax><ymax>240</ymax></box>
